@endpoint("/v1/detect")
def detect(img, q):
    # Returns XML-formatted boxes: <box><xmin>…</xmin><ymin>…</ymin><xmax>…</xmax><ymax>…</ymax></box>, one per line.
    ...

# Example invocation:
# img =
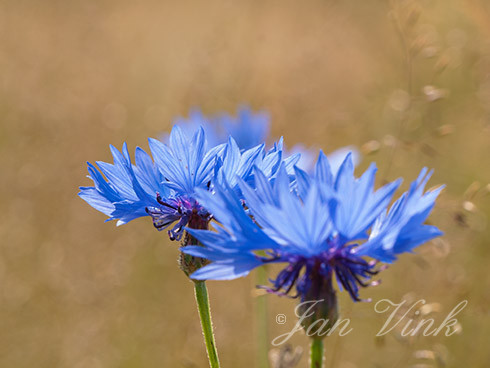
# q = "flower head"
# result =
<box><xmin>79</xmin><ymin>125</ymin><xmax>297</xmax><ymax>242</ymax></box>
<box><xmin>182</xmin><ymin>152</ymin><xmax>444</xmax><ymax>304</ymax></box>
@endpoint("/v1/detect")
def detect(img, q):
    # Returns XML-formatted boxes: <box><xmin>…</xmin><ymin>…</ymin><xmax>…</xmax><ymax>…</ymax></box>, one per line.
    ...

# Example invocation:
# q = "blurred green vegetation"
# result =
<box><xmin>0</xmin><ymin>0</ymin><xmax>489</xmax><ymax>367</ymax></box>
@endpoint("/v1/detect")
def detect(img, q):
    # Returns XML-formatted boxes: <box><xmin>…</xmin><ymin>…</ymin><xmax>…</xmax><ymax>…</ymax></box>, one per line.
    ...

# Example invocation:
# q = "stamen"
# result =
<box><xmin>156</xmin><ymin>192</ymin><xmax>179</xmax><ymax>210</ymax></box>
<box><xmin>259</xmin><ymin>237</ymin><xmax>384</xmax><ymax>302</ymax></box>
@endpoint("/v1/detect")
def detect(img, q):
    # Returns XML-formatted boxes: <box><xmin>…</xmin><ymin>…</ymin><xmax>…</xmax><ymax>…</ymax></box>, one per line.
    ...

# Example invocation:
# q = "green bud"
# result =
<box><xmin>179</xmin><ymin>211</ymin><xmax>210</xmax><ymax>278</ymax></box>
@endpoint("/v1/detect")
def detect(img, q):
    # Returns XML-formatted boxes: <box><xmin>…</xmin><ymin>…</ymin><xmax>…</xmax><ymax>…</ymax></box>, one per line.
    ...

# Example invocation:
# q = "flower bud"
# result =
<box><xmin>179</xmin><ymin>210</ymin><xmax>210</xmax><ymax>278</ymax></box>
<box><xmin>179</xmin><ymin>248</ymin><xmax>209</xmax><ymax>278</ymax></box>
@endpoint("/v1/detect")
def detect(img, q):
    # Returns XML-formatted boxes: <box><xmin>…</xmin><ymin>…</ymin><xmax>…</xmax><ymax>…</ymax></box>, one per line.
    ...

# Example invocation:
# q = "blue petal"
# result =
<box><xmin>190</xmin><ymin>258</ymin><xmax>264</xmax><ymax>280</ymax></box>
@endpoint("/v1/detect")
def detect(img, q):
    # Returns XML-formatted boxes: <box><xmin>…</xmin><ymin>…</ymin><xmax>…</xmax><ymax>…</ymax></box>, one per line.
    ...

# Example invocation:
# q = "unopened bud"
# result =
<box><xmin>179</xmin><ymin>211</ymin><xmax>211</xmax><ymax>278</ymax></box>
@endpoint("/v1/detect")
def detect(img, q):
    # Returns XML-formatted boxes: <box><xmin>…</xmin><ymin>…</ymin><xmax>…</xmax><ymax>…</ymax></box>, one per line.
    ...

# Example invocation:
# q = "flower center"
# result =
<box><xmin>261</xmin><ymin>243</ymin><xmax>380</xmax><ymax>302</ymax></box>
<box><xmin>145</xmin><ymin>193</ymin><xmax>211</xmax><ymax>241</ymax></box>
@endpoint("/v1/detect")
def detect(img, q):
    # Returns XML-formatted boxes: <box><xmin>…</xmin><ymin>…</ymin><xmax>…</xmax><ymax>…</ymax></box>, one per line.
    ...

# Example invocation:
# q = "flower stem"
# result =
<box><xmin>194</xmin><ymin>280</ymin><xmax>221</xmax><ymax>368</ymax></box>
<box><xmin>256</xmin><ymin>266</ymin><xmax>269</xmax><ymax>368</ymax></box>
<box><xmin>310</xmin><ymin>338</ymin><xmax>324</xmax><ymax>368</ymax></box>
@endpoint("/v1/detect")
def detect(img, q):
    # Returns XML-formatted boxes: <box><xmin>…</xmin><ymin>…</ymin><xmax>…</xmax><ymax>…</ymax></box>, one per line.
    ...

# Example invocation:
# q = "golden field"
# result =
<box><xmin>0</xmin><ymin>1</ymin><xmax>489</xmax><ymax>367</ymax></box>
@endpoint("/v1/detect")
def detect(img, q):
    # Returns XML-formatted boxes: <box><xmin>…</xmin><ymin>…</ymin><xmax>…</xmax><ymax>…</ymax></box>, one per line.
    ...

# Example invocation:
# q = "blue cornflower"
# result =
<box><xmin>79</xmin><ymin>126</ymin><xmax>220</xmax><ymax>240</ymax></box>
<box><xmin>182</xmin><ymin>152</ymin><xmax>444</xmax><ymax>304</ymax></box>
<box><xmin>79</xmin><ymin>125</ymin><xmax>297</xmax><ymax>242</ymax></box>
<box><xmin>171</xmin><ymin>106</ymin><xmax>270</xmax><ymax>150</ymax></box>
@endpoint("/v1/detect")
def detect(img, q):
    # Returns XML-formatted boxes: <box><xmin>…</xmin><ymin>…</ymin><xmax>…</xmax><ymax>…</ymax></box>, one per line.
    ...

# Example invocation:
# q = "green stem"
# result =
<box><xmin>256</xmin><ymin>266</ymin><xmax>269</xmax><ymax>368</ymax></box>
<box><xmin>194</xmin><ymin>281</ymin><xmax>221</xmax><ymax>368</ymax></box>
<box><xmin>310</xmin><ymin>338</ymin><xmax>324</xmax><ymax>368</ymax></box>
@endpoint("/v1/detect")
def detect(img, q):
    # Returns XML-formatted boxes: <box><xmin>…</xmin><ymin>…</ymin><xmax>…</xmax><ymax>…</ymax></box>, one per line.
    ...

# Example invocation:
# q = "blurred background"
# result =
<box><xmin>0</xmin><ymin>0</ymin><xmax>489</xmax><ymax>367</ymax></box>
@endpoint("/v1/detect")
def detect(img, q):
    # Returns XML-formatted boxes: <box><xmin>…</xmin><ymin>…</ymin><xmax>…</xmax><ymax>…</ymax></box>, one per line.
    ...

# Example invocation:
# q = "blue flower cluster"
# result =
<box><xmin>80</xmin><ymin>107</ymin><xmax>443</xmax><ymax>303</ymax></box>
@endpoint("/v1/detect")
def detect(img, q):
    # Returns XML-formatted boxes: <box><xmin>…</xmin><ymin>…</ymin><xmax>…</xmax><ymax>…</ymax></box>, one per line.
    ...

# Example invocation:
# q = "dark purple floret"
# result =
<box><xmin>261</xmin><ymin>242</ymin><xmax>381</xmax><ymax>303</ymax></box>
<box><xmin>146</xmin><ymin>193</ymin><xmax>211</xmax><ymax>241</ymax></box>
